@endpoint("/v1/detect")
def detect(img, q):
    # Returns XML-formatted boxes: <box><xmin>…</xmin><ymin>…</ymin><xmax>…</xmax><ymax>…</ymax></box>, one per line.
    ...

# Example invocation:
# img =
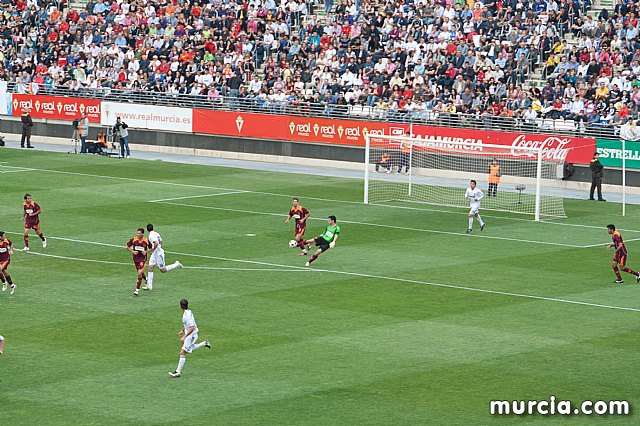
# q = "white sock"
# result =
<box><xmin>477</xmin><ymin>215</ymin><xmax>484</xmax><ymax>226</ymax></box>
<box><xmin>148</xmin><ymin>271</ymin><xmax>154</xmax><ymax>286</ymax></box>
<box><xmin>468</xmin><ymin>217</ymin><xmax>473</xmax><ymax>229</ymax></box>
<box><xmin>165</xmin><ymin>262</ymin><xmax>179</xmax><ymax>271</ymax></box>
<box><xmin>176</xmin><ymin>355</ymin><xmax>186</xmax><ymax>373</ymax></box>
<box><xmin>192</xmin><ymin>341</ymin><xmax>206</xmax><ymax>351</ymax></box>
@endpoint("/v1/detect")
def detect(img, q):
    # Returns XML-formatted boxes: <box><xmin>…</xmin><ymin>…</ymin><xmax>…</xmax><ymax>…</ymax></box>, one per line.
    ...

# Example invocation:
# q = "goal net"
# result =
<box><xmin>364</xmin><ymin>134</ymin><xmax>566</xmax><ymax>220</ymax></box>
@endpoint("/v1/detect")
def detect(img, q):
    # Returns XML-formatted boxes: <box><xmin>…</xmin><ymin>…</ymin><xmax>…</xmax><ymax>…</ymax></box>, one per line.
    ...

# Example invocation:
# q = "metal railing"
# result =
<box><xmin>7</xmin><ymin>81</ymin><xmax>620</xmax><ymax>140</ymax></box>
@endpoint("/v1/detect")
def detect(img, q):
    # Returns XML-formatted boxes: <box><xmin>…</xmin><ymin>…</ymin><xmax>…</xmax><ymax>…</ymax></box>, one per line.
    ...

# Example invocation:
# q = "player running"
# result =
<box><xmin>145</xmin><ymin>223</ymin><xmax>182</xmax><ymax>291</ymax></box>
<box><xmin>465</xmin><ymin>180</ymin><xmax>485</xmax><ymax>233</ymax></box>
<box><xmin>126</xmin><ymin>228</ymin><xmax>152</xmax><ymax>296</ymax></box>
<box><xmin>302</xmin><ymin>215</ymin><xmax>340</xmax><ymax>267</ymax></box>
<box><xmin>285</xmin><ymin>197</ymin><xmax>311</xmax><ymax>255</ymax></box>
<box><xmin>0</xmin><ymin>231</ymin><xmax>15</xmax><ymax>294</ymax></box>
<box><xmin>607</xmin><ymin>224</ymin><xmax>640</xmax><ymax>284</ymax></box>
<box><xmin>169</xmin><ymin>299</ymin><xmax>211</xmax><ymax>378</ymax></box>
<box><xmin>21</xmin><ymin>193</ymin><xmax>46</xmax><ymax>251</ymax></box>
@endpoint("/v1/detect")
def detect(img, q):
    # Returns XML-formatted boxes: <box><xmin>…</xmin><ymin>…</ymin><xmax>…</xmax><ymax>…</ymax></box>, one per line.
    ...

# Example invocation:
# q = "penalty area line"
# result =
<box><xmin>15</xmin><ymin>233</ymin><xmax>640</xmax><ymax>313</ymax></box>
<box><xmin>148</xmin><ymin>191</ymin><xmax>248</xmax><ymax>203</ymax></box>
<box><xmin>152</xmin><ymin>201</ymin><xmax>588</xmax><ymax>248</ymax></box>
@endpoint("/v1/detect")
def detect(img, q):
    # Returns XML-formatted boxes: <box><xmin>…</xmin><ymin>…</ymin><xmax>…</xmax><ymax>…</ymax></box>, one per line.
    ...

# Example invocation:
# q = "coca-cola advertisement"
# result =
<box><xmin>11</xmin><ymin>94</ymin><xmax>101</xmax><ymax>123</ymax></box>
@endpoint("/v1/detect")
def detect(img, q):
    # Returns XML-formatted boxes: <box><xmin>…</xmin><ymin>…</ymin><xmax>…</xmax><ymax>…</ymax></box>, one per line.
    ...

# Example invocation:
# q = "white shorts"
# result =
<box><xmin>149</xmin><ymin>251</ymin><xmax>165</xmax><ymax>268</ymax></box>
<box><xmin>469</xmin><ymin>204</ymin><xmax>480</xmax><ymax>215</ymax></box>
<box><xmin>182</xmin><ymin>332</ymin><xmax>198</xmax><ymax>353</ymax></box>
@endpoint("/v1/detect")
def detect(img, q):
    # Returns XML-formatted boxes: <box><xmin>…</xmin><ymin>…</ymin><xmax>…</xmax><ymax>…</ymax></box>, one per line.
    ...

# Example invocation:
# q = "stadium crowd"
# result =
<box><xmin>3</xmin><ymin>0</ymin><xmax>640</xmax><ymax>134</ymax></box>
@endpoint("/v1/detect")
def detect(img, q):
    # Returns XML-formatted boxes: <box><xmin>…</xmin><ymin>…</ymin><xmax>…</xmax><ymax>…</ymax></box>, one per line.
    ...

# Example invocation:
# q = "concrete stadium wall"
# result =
<box><xmin>3</xmin><ymin>115</ymin><xmax>640</xmax><ymax>193</ymax></box>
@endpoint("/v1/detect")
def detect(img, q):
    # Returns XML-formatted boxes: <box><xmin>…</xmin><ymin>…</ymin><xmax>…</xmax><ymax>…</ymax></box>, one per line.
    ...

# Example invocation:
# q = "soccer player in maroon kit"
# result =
<box><xmin>126</xmin><ymin>228</ymin><xmax>152</xmax><ymax>296</ymax></box>
<box><xmin>607</xmin><ymin>224</ymin><xmax>640</xmax><ymax>283</ymax></box>
<box><xmin>285</xmin><ymin>198</ymin><xmax>312</xmax><ymax>255</ymax></box>
<box><xmin>0</xmin><ymin>230</ymin><xmax>16</xmax><ymax>294</ymax></box>
<box><xmin>21</xmin><ymin>193</ymin><xmax>46</xmax><ymax>251</ymax></box>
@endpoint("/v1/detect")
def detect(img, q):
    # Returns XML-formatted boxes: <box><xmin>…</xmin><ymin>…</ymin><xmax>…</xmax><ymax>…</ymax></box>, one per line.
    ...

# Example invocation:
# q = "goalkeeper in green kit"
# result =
<box><xmin>302</xmin><ymin>216</ymin><xmax>340</xmax><ymax>266</ymax></box>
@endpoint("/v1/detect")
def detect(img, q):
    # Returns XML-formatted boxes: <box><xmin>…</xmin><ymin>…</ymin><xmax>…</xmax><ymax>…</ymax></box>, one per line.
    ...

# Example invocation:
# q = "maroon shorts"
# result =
<box><xmin>614</xmin><ymin>254</ymin><xmax>627</xmax><ymax>267</ymax></box>
<box><xmin>25</xmin><ymin>221</ymin><xmax>39</xmax><ymax>230</ymax></box>
<box><xmin>0</xmin><ymin>259</ymin><xmax>10</xmax><ymax>271</ymax></box>
<box><xmin>134</xmin><ymin>260</ymin><xmax>147</xmax><ymax>271</ymax></box>
<box><xmin>295</xmin><ymin>222</ymin><xmax>307</xmax><ymax>236</ymax></box>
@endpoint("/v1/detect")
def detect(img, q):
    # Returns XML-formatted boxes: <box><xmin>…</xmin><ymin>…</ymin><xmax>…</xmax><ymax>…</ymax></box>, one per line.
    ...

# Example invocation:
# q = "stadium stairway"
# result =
<box><xmin>525</xmin><ymin>0</ymin><xmax>614</xmax><ymax>90</ymax></box>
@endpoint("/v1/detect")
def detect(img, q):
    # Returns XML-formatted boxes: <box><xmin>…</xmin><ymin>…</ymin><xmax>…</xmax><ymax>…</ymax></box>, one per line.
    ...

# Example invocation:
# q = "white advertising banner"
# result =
<box><xmin>101</xmin><ymin>102</ymin><xmax>193</xmax><ymax>133</ymax></box>
<box><xmin>0</xmin><ymin>81</ymin><xmax>8</xmax><ymax>115</ymax></box>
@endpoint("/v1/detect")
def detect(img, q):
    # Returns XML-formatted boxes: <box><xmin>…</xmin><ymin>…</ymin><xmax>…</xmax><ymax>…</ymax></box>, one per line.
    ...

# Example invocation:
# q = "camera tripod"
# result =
<box><xmin>68</xmin><ymin>129</ymin><xmax>79</xmax><ymax>154</ymax></box>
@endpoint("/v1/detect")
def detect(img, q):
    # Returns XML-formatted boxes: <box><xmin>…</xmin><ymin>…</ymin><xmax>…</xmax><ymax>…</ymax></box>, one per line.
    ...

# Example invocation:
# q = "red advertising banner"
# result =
<box><xmin>193</xmin><ymin>109</ymin><xmax>595</xmax><ymax>164</ymax></box>
<box><xmin>409</xmin><ymin>125</ymin><xmax>595</xmax><ymax>164</ymax></box>
<box><xmin>11</xmin><ymin>94</ymin><xmax>101</xmax><ymax>123</ymax></box>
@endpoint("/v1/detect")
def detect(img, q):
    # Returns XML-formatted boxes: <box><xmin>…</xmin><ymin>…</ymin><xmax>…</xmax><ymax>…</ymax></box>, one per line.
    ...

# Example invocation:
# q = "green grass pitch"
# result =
<box><xmin>1</xmin><ymin>149</ymin><xmax>640</xmax><ymax>424</ymax></box>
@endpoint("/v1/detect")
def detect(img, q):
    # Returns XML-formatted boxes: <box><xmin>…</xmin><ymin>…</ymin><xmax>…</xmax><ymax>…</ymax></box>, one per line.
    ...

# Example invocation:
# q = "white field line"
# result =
<box><xmin>25</xmin><ymin>251</ymin><xmax>308</xmax><ymax>272</ymax></box>
<box><xmin>0</xmin><ymin>168</ymin><xmax>37</xmax><ymax>174</ymax></box>
<box><xmin>12</xmin><ymin>233</ymin><xmax>640</xmax><ymax>313</ymax></box>
<box><xmin>581</xmin><ymin>237</ymin><xmax>640</xmax><ymax>248</ymax></box>
<box><xmin>3</xmin><ymin>164</ymin><xmax>638</xmax><ymax>232</ymax></box>
<box><xmin>153</xmin><ymin>201</ymin><xmax>588</xmax><ymax>248</ymax></box>
<box><xmin>149</xmin><ymin>191</ymin><xmax>248</xmax><ymax>203</ymax></box>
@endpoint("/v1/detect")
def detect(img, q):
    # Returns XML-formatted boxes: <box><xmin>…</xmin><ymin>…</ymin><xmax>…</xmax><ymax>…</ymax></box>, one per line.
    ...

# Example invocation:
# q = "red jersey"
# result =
<box><xmin>0</xmin><ymin>238</ymin><xmax>12</xmax><ymax>263</ymax></box>
<box><xmin>23</xmin><ymin>201</ymin><xmax>41</xmax><ymax>226</ymax></box>
<box><xmin>288</xmin><ymin>206</ymin><xmax>309</xmax><ymax>224</ymax></box>
<box><xmin>127</xmin><ymin>237</ymin><xmax>151</xmax><ymax>262</ymax></box>
<box><xmin>612</xmin><ymin>231</ymin><xmax>627</xmax><ymax>256</ymax></box>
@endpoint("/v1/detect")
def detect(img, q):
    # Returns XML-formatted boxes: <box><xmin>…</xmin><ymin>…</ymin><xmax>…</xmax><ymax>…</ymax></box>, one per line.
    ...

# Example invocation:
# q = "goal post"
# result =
<box><xmin>363</xmin><ymin>134</ymin><xmax>566</xmax><ymax>221</ymax></box>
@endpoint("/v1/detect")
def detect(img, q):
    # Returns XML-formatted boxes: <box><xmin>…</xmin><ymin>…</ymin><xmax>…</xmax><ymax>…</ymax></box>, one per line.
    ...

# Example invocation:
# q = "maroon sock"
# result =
<box><xmin>308</xmin><ymin>254</ymin><xmax>318</xmax><ymax>264</ymax></box>
<box><xmin>136</xmin><ymin>277</ymin><xmax>142</xmax><ymax>289</ymax></box>
<box><xmin>614</xmin><ymin>267</ymin><xmax>622</xmax><ymax>280</ymax></box>
<box><xmin>623</xmin><ymin>267</ymin><xmax>638</xmax><ymax>276</ymax></box>
<box><xmin>24</xmin><ymin>236</ymin><xmax>29</xmax><ymax>248</ymax></box>
<box><xmin>38</xmin><ymin>233</ymin><xmax>45</xmax><ymax>241</ymax></box>
<box><xmin>142</xmin><ymin>273</ymin><xmax>147</xmax><ymax>280</ymax></box>
<box><xmin>6</xmin><ymin>275</ymin><xmax>13</xmax><ymax>285</ymax></box>
<box><xmin>0</xmin><ymin>275</ymin><xmax>5</xmax><ymax>283</ymax></box>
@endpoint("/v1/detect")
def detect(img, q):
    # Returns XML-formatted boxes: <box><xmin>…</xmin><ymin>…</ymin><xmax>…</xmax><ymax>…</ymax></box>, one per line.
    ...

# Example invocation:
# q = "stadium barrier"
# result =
<box><xmin>7</xmin><ymin>94</ymin><xmax>596</xmax><ymax>165</ymax></box>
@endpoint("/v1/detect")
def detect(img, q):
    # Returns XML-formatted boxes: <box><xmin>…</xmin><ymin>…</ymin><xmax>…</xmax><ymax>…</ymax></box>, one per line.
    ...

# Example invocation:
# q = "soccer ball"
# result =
<box><xmin>288</xmin><ymin>240</ymin><xmax>298</xmax><ymax>248</ymax></box>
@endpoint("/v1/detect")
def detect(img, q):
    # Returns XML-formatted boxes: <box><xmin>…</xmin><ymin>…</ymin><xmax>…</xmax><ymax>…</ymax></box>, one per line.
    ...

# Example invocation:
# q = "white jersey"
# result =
<box><xmin>182</xmin><ymin>309</ymin><xmax>199</xmax><ymax>334</ymax></box>
<box><xmin>465</xmin><ymin>187</ymin><xmax>484</xmax><ymax>208</ymax></box>
<box><xmin>148</xmin><ymin>230</ymin><xmax>164</xmax><ymax>254</ymax></box>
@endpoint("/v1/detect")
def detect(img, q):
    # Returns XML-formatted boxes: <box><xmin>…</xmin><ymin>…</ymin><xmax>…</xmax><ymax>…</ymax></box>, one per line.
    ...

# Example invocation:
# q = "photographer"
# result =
<box><xmin>77</xmin><ymin>112</ymin><xmax>89</xmax><ymax>154</ymax></box>
<box><xmin>113</xmin><ymin>117</ymin><xmax>130</xmax><ymax>158</ymax></box>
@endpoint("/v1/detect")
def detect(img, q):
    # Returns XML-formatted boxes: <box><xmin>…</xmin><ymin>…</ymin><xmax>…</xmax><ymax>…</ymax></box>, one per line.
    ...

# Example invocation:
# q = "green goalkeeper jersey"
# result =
<box><xmin>321</xmin><ymin>225</ymin><xmax>341</xmax><ymax>243</ymax></box>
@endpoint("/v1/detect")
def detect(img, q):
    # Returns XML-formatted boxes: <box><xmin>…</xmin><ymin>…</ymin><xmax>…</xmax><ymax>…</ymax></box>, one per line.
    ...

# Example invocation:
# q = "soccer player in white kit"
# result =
<box><xmin>465</xmin><ymin>180</ymin><xmax>486</xmax><ymax>233</ymax></box>
<box><xmin>144</xmin><ymin>223</ymin><xmax>183</xmax><ymax>290</ymax></box>
<box><xmin>169</xmin><ymin>299</ymin><xmax>211</xmax><ymax>378</ymax></box>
